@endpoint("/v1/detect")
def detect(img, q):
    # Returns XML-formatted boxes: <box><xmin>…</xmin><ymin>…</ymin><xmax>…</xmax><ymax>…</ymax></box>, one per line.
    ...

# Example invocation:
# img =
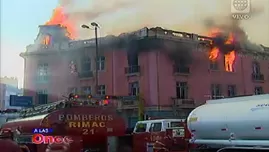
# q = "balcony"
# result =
<box><xmin>173</xmin><ymin>65</ymin><xmax>190</xmax><ymax>75</ymax></box>
<box><xmin>79</xmin><ymin>71</ymin><xmax>94</xmax><ymax>78</ymax></box>
<box><xmin>252</xmin><ymin>73</ymin><xmax>264</xmax><ymax>82</ymax></box>
<box><xmin>125</xmin><ymin>65</ymin><xmax>141</xmax><ymax>76</ymax></box>
<box><xmin>171</xmin><ymin>98</ymin><xmax>196</xmax><ymax>109</ymax></box>
<box><xmin>117</xmin><ymin>100</ymin><xmax>138</xmax><ymax>110</ymax></box>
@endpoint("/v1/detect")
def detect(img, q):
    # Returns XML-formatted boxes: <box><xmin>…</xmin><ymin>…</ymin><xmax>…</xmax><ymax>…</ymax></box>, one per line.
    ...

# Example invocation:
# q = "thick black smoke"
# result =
<box><xmin>211</xmin><ymin>34</ymin><xmax>237</xmax><ymax>54</ymax></box>
<box><xmin>204</xmin><ymin>17</ymin><xmax>266</xmax><ymax>54</ymax></box>
<box><xmin>162</xmin><ymin>40</ymin><xmax>194</xmax><ymax>65</ymax></box>
<box><xmin>112</xmin><ymin>27</ymin><xmax>194</xmax><ymax>65</ymax></box>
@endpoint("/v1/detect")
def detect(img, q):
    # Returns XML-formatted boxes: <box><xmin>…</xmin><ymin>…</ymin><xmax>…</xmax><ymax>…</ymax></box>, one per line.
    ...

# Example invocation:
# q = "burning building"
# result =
<box><xmin>20</xmin><ymin>4</ymin><xmax>269</xmax><ymax>125</ymax></box>
<box><xmin>21</xmin><ymin>23</ymin><xmax>269</xmax><ymax>126</ymax></box>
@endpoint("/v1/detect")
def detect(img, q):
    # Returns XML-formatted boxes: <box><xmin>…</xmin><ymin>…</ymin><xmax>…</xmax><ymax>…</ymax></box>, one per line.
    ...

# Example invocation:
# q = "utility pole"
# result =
<box><xmin>138</xmin><ymin>94</ymin><xmax>145</xmax><ymax>121</ymax></box>
<box><xmin>81</xmin><ymin>22</ymin><xmax>99</xmax><ymax>95</ymax></box>
<box><xmin>94</xmin><ymin>25</ymin><xmax>99</xmax><ymax>95</ymax></box>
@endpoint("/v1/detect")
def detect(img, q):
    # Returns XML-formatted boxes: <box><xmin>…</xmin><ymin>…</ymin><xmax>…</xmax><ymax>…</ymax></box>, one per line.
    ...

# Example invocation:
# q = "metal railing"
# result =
<box><xmin>79</xmin><ymin>71</ymin><xmax>94</xmax><ymax>78</ymax></box>
<box><xmin>173</xmin><ymin>66</ymin><xmax>190</xmax><ymax>74</ymax></box>
<box><xmin>125</xmin><ymin>65</ymin><xmax>141</xmax><ymax>74</ymax></box>
<box><xmin>117</xmin><ymin>100</ymin><xmax>138</xmax><ymax>110</ymax></box>
<box><xmin>172</xmin><ymin>98</ymin><xmax>196</xmax><ymax>108</ymax></box>
<box><xmin>252</xmin><ymin>73</ymin><xmax>264</xmax><ymax>81</ymax></box>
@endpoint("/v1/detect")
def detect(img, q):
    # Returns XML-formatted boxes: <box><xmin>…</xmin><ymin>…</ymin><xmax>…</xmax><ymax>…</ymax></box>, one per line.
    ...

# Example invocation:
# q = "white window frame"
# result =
<box><xmin>37</xmin><ymin>63</ymin><xmax>49</xmax><ymax>82</ymax></box>
<box><xmin>97</xmin><ymin>56</ymin><xmax>105</xmax><ymax>71</ymax></box>
<box><xmin>176</xmin><ymin>82</ymin><xmax>188</xmax><ymax>99</ymax></box>
<box><xmin>98</xmin><ymin>85</ymin><xmax>106</xmax><ymax>95</ymax></box>
<box><xmin>129</xmin><ymin>82</ymin><xmax>139</xmax><ymax>96</ymax></box>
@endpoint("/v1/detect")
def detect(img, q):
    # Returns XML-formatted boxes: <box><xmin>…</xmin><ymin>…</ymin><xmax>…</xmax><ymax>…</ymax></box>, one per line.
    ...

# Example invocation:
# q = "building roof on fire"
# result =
<box><xmin>21</xmin><ymin>26</ymin><xmax>269</xmax><ymax>58</ymax></box>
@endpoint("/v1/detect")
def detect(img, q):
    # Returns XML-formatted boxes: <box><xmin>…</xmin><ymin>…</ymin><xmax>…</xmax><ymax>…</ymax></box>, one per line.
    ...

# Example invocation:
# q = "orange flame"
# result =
<box><xmin>225</xmin><ymin>33</ymin><xmax>234</xmax><ymax>45</ymax></box>
<box><xmin>208</xmin><ymin>28</ymin><xmax>221</xmax><ymax>61</ymax></box>
<box><xmin>209</xmin><ymin>47</ymin><xmax>219</xmax><ymax>61</ymax></box>
<box><xmin>208</xmin><ymin>28</ymin><xmax>236</xmax><ymax>72</ymax></box>
<box><xmin>208</xmin><ymin>28</ymin><xmax>222</xmax><ymax>38</ymax></box>
<box><xmin>45</xmin><ymin>6</ymin><xmax>76</xmax><ymax>39</ymax></box>
<box><xmin>224</xmin><ymin>51</ymin><xmax>235</xmax><ymax>72</ymax></box>
<box><xmin>43</xmin><ymin>35</ymin><xmax>51</xmax><ymax>45</ymax></box>
<box><xmin>224</xmin><ymin>33</ymin><xmax>236</xmax><ymax>72</ymax></box>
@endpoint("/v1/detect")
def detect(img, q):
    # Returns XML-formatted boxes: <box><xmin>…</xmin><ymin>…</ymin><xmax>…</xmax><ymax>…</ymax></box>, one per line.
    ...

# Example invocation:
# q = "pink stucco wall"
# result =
<box><xmin>23</xmin><ymin>48</ymin><xmax>269</xmax><ymax>106</ymax></box>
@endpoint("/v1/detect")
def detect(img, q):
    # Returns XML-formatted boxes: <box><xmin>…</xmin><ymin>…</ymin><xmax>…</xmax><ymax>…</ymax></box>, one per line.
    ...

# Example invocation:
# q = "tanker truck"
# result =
<box><xmin>187</xmin><ymin>94</ymin><xmax>269</xmax><ymax>152</ymax></box>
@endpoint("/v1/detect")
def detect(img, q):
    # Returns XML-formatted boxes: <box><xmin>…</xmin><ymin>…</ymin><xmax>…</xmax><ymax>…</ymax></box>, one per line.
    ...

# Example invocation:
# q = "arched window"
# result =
<box><xmin>42</xmin><ymin>35</ymin><xmax>51</xmax><ymax>45</ymax></box>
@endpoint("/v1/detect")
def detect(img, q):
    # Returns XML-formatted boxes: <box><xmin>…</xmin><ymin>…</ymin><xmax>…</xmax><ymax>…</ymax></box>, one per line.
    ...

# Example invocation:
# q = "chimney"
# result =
<box><xmin>34</xmin><ymin>25</ymin><xmax>70</xmax><ymax>45</ymax></box>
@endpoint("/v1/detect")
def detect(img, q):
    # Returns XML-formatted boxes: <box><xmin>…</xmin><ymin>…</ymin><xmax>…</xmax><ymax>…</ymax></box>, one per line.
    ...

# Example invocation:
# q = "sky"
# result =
<box><xmin>0</xmin><ymin>0</ymin><xmax>58</xmax><ymax>88</ymax></box>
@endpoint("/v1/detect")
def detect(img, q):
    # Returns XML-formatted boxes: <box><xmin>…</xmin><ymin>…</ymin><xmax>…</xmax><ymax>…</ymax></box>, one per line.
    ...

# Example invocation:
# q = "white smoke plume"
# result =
<box><xmin>56</xmin><ymin>0</ymin><xmax>268</xmax><ymax>49</ymax></box>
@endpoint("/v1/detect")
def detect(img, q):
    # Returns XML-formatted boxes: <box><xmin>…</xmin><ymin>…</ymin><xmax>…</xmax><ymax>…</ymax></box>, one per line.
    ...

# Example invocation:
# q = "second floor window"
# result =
<box><xmin>254</xmin><ymin>86</ymin><xmax>263</xmax><ymax>95</ymax></box>
<box><xmin>37</xmin><ymin>89</ymin><xmax>48</xmax><ymax>105</ymax></box>
<box><xmin>81</xmin><ymin>86</ymin><xmax>91</xmax><ymax>95</ymax></box>
<box><xmin>37</xmin><ymin>63</ymin><xmax>49</xmax><ymax>82</ymax></box>
<box><xmin>81</xmin><ymin>57</ymin><xmax>91</xmax><ymax>72</ymax></box>
<box><xmin>129</xmin><ymin>82</ymin><xmax>139</xmax><ymax>96</ymax></box>
<box><xmin>176</xmin><ymin>82</ymin><xmax>188</xmax><ymax>99</ymax></box>
<box><xmin>97</xmin><ymin>56</ymin><xmax>105</xmax><ymax>71</ymax></box>
<box><xmin>98</xmin><ymin>85</ymin><xmax>106</xmax><ymax>95</ymax></box>
<box><xmin>252</xmin><ymin>61</ymin><xmax>261</xmax><ymax>74</ymax></box>
<box><xmin>210</xmin><ymin>61</ymin><xmax>219</xmax><ymax>70</ymax></box>
<box><xmin>227</xmin><ymin>85</ymin><xmax>236</xmax><ymax>97</ymax></box>
<box><xmin>211</xmin><ymin>84</ymin><xmax>222</xmax><ymax>99</ymax></box>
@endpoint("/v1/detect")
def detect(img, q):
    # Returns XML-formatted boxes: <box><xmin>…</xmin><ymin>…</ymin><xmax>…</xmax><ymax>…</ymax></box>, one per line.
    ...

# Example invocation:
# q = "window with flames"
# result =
<box><xmin>42</xmin><ymin>35</ymin><xmax>51</xmax><ymax>45</ymax></box>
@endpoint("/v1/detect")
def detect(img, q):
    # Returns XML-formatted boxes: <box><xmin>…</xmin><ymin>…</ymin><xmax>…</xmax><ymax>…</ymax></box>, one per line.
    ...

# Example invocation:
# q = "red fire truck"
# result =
<box><xmin>1</xmin><ymin>98</ymin><xmax>128</xmax><ymax>152</ymax></box>
<box><xmin>0</xmin><ymin>94</ymin><xmax>198</xmax><ymax>152</ymax></box>
<box><xmin>131</xmin><ymin>119</ymin><xmax>194</xmax><ymax>152</ymax></box>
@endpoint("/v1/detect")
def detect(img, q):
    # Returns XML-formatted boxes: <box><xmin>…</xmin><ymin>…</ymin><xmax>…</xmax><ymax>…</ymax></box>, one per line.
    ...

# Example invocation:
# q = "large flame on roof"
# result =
<box><xmin>208</xmin><ymin>28</ymin><xmax>236</xmax><ymax>72</ymax></box>
<box><xmin>45</xmin><ymin>6</ymin><xmax>76</xmax><ymax>39</ymax></box>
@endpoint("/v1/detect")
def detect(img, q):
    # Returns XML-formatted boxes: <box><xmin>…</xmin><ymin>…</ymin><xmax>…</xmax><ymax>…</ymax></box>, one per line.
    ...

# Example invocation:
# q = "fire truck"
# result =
<box><xmin>0</xmin><ymin>93</ymin><xmax>193</xmax><ymax>152</ymax></box>
<box><xmin>1</xmin><ymin>94</ymin><xmax>268</xmax><ymax>152</ymax></box>
<box><xmin>131</xmin><ymin>119</ymin><xmax>193</xmax><ymax>152</ymax></box>
<box><xmin>1</xmin><ymin>94</ymin><xmax>130</xmax><ymax>152</ymax></box>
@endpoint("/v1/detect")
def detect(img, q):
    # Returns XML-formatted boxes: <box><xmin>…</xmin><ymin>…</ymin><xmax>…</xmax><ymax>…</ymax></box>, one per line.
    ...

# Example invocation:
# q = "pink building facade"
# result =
<box><xmin>21</xmin><ymin>26</ymin><xmax>269</xmax><ymax>125</ymax></box>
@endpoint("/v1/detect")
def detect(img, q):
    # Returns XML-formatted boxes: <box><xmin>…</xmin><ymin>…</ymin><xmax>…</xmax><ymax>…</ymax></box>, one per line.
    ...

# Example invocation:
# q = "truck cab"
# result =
<box><xmin>132</xmin><ymin>119</ymin><xmax>191</xmax><ymax>152</ymax></box>
<box><xmin>133</xmin><ymin>119</ymin><xmax>185</xmax><ymax>133</ymax></box>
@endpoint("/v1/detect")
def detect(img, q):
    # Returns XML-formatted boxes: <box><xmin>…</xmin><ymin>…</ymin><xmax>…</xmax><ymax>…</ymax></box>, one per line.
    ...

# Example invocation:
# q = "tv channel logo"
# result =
<box><xmin>231</xmin><ymin>0</ymin><xmax>251</xmax><ymax>20</ymax></box>
<box><xmin>231</xmin><ymin>0</ymin><xmax>250</xmax><ymax>13</ymax></box>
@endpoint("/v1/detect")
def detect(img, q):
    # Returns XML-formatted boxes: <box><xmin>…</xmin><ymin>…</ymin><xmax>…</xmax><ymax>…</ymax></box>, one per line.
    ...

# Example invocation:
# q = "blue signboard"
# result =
<box><xmin>32</xmin><ymin>128</ymin><xmax>53</xmax><ymax>134</ymax></box>
<box><xmin>10</xmin><ymin>95</ymin><xmax>33</xmax><ymax>107</ymax></box>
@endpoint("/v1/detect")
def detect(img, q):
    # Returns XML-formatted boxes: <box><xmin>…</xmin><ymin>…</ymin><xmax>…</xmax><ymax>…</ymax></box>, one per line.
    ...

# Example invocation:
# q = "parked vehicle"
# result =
<box><xmin>187</xmin><ymin>94</ymin><xmax>269</xmax><ymax>152</ymax></box>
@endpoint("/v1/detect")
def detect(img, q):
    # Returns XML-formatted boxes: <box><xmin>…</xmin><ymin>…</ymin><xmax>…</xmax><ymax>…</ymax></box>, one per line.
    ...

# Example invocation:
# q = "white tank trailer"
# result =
<box><xmin>187</xmin><ymin>94</ymin><xmax>269</xmax><ymax>151</ymax></box>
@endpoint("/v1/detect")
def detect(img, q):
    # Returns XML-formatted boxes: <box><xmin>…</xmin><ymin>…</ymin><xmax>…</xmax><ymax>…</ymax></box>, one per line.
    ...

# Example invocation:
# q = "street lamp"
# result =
<box><xmin>81</xmin><ymin>22</ymin><xmax>100</xmax><ymax>95</ymax></box>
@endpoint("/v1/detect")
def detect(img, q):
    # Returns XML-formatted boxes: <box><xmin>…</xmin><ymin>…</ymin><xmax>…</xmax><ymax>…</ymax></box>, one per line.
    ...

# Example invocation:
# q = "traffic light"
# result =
<box><xmin>74</xmin><ymin>95</ymin><xmax>79</xmax><ymax>98</ymax></box>
<box><xmin>88</xmin><ymin>95</ymin><xmax>92</xmax><ymax>99</ymax></box>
